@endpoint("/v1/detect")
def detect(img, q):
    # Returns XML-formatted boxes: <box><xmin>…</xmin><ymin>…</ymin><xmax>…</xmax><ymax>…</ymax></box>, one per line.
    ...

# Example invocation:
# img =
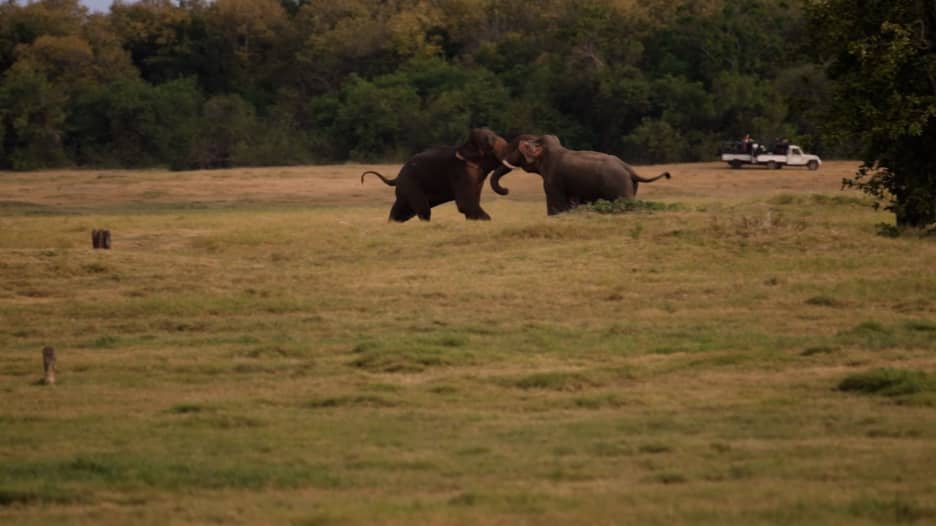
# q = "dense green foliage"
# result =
<box><xmin>1</xmin><ymin>0</ymin><xmax>830</xmax><ymax>169</ymax></box>
<box><xmin>807</xmin><ymin>0</ymin><xmax>936</xmax><ymax>228</ymax></box>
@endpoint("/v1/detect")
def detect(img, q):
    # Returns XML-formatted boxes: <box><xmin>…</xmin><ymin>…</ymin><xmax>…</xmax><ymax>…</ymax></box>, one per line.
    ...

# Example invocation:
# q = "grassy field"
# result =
<box><xmin>1</xmin><ymin>161</ymin><xmax>935</xmax><ymax>525</ymax></box>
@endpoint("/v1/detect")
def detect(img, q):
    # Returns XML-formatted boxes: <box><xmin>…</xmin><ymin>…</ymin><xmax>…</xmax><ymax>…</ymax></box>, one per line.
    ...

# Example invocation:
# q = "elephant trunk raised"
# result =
<box><xmin>490</xmin><ymin>161</ymin><xmax>518</xmax><ymax>195</ymax></box>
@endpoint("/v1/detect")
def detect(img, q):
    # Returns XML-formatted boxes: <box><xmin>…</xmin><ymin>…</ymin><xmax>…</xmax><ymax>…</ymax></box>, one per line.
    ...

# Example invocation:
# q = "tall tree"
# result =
<box><xmin>808</xmin><ymin>0</ymin><xmax>936</xmax><ymax>228</ymax></box>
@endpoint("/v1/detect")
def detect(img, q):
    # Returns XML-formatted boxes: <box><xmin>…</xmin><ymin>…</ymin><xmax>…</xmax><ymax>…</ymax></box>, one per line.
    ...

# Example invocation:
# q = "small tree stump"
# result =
<box><xmin>91</xmin><ymin>229</ymin><xmax>111</xmax><ymax>249</ymax></box>
<box><xmin>42</xmin><ymin>346</ymin><xmax>56</xmax><ymax>385</ymax></box>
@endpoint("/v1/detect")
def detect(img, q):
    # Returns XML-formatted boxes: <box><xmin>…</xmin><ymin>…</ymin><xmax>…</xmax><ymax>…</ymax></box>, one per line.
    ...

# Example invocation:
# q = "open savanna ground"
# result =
<box><xmin>1</xmin><ymin>161</ymin><xmax>935</xmax><ymax>525</ymax></box>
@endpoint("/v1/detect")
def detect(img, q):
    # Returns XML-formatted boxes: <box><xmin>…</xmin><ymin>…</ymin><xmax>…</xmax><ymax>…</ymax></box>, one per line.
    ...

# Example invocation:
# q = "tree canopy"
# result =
<box><xmin>0</xmin><ymin>0</ymin><xmax>837</xmax><ymax>170</ymax></box>
<box><xmin>807</xmin><ymin>0</ymin><xmax>936</xmax><ymax>228</ymax></box>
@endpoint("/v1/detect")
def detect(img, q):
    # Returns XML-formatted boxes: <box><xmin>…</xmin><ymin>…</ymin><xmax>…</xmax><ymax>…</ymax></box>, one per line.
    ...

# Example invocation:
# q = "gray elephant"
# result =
<box><xmin>490</xmin><ymin>135</ymin><xmax>671</xmax><ymax>215</ymax></box>
<box><xmin>362</xmin><ymin>128</ymin><xmax>508</xmax><ymax>221</ymax></box>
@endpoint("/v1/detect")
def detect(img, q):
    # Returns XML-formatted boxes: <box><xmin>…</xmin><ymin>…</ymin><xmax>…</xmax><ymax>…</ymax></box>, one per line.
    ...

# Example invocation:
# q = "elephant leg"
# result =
<box><xmin>388</xmin><ymin>199</ymin><xmax>416</xmax><ymax>222</ymax></box>
<box><xmin>406</xmin><ymin>192</ymin><xmax>431</xmax><ymax>221</ymax></box>
<box><xmin>454</xmin><ymin>166</ymin><xmax>490</xmax><ymax>220</ymax></box>
<box><xmin>544</xmin><ymin>180</ymin><xmax>571</xmax><ymax>215</ymax></box>
<box><xmin>395</xmin><ymin>180</ymin><xmax>431</xmax><ymax>221</ymax></box>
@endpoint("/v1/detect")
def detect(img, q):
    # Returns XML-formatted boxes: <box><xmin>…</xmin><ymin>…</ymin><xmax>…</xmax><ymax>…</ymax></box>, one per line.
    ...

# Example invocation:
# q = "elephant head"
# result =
<box><xmin>489</xmin><ymin>134</ymin><xmax>541</xmax><ymax>195</ymax></box>
<box><xmin>455</xmin><ymin>127</ymin><xmax>508</xmax><ymax>167</ymax></box>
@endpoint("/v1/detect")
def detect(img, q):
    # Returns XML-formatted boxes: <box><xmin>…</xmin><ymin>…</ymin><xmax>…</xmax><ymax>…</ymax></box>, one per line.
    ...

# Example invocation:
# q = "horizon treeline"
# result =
<box><xmin>0</xmin><ymin>0</ymin><xmax>836</xmax><ymax>170</ymax></box>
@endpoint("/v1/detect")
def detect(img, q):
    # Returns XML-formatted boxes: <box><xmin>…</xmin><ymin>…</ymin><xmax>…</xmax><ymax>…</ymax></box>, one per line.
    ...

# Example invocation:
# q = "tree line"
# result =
<box><xmin>1</xmin><ymin>0</ymin><xmax>835</xmax><ymax>171</ymax></box>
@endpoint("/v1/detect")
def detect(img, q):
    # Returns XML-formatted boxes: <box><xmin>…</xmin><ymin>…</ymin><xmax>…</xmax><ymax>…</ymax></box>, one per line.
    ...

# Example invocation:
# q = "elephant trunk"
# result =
<box><xmin>361</xmin><ymin>170</ymin><xmax>396</xmax><ymax>186</ymax></box>
<box><xmin>490</xmin><ymin>161</ymin><xmax>517</xmax><ymax>195</ymax></box>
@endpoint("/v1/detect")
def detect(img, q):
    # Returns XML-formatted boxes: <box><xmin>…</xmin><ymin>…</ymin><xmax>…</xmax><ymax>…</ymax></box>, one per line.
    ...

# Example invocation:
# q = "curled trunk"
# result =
<box><xmin>490</xmin><ymin>162</ymin><xmax>516</xmax><ymax>195</ymax></box>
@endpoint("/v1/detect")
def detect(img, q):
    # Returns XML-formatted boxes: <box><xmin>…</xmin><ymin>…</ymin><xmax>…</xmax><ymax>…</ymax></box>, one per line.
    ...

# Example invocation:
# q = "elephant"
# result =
<box><xmin>361</xmin><ymin>128</ymin><xmax>508</xmax><ymax>222</ymax></box>
<box><xmin>490</xmin><ymin>135</ymin><xmax>671</xmax><ymax>215</ymax></box>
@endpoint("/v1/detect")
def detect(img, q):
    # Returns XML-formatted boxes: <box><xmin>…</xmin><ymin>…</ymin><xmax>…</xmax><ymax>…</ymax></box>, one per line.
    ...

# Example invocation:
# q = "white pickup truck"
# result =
<box><xmin>719</xmin><ymin>142</ymin><xmax>821</xmax><ymax>170</ymax></box>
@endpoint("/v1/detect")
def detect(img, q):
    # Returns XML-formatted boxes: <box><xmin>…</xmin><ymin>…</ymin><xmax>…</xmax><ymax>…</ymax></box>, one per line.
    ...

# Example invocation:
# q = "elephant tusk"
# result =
<box><xmin>455</xmin><ymin>151</ymin><xmax>481</xmax><ymax>170</ymax></box>
<box><xmin>501</xmin><ymin>159</ymin><xmax>519</xmax><ymax>169</ymax></box>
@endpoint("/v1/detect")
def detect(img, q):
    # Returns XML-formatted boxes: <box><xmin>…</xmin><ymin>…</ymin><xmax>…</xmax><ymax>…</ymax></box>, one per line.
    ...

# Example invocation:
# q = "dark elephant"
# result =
<box><xmin>490</xmin><ymin>135</ymin><xmax>671</xmax><ymax>215</ymax></box>
<box><xmin>361</xmin><ymin>128</ymin><xmax>508</xmax><ymax>222</ymax></box>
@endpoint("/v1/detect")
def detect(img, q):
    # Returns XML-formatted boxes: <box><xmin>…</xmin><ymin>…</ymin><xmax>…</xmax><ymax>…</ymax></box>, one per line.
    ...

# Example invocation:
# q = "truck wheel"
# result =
<box><xmin>776</xmin><ymin>163</ymin><xmax>783</xmax><ymax>170</ymax></box>
<box><xmin>767</xmin><ymin>161</ymin><xmax>777</xmax><ymax>170</ymax></box>
<box><xmin>730</xmin><ymin>161</ymin><xmax>742</xmax><ymax>169</ymax></box>
<box><xmin>807</xmin><ymin>160</ymin><xmax>819</xmax><ymax>171</ymax></box>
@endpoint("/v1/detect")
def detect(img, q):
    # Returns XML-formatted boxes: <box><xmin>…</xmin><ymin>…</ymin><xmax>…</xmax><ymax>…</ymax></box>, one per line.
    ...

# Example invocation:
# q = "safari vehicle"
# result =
<box><xmin>719</xmin><ymin>141</ymin><xmax>822</xmax><ymax>170</ymax></box>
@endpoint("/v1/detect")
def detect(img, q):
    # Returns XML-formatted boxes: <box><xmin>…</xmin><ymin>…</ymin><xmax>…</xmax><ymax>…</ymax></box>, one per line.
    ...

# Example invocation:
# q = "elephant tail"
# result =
<box><xmin>361</xmin><ymin>170</ymin><xmax>396</xmax><ymax>186</ymax></box>
<box><xmin>631</xmin><ymin>171</ymin><xmax>671</xmax><ymax>183</ymax></box>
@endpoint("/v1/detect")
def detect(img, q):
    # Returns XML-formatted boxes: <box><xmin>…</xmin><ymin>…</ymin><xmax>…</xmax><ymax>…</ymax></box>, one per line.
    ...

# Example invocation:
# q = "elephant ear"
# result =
<box><xmin>519</xmin><ymin>138</ymin><xmax>544</xmax><ymax>165</ymax></box>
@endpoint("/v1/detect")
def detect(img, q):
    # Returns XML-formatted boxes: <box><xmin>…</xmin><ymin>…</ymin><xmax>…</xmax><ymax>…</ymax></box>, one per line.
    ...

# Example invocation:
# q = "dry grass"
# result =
<box><xmin>1</xmin><ymin>160</ymin><xmax>935</xmax><ymax>525</ymax></box>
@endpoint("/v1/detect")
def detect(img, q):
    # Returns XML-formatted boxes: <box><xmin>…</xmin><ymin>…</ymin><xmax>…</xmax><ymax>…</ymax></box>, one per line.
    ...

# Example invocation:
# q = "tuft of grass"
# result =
<box><xmin>512</xmin><ymin>371</ymin><xmax>598</xmax><ymax>392</ymax></box>
<box><xmin>838</xmin><ymin>368</ymin><xmax>936</xmax><ymax>398</ymax></box>
<box><xmin>1</xmin><ymin>454</ymin><xmax>340</xmax><ymax>491</ymax></box>
<box><xmin>848</xmin><ymin>496</ymin><xmax>935</xmax><ymax>523</ymax></box>
<box><xmin>350</xmin><ymin>348</ymin><xmax>468</xmax><ymax>373</ymax></box>
<box><xmin>88</xmin><ymin>335</ymin><xmax>119</xmax><ymax>348</ymax></box>
<box><xmin>801</xmin><ymin>345</ymin><xmax>839</xmax><ymax>356</ymax></box>
<box><xmin>876</xmin><ymin>223</ymin><xmax>902</xmax><ymax>238</ymax></box>
<box><xmin>805</xmin><ymin>295</ymin><xmax>843</xmax><ymax>307</ymax></box>
<box><xmin>905</xmin><ymin>319</ymin><xmax>936</xmax><ymax>332</ymax></box>
<box><xmin>572</xmin><ymin>393</ymin><xmax>625</xmax><ymax>409</ymax></box>
<box><xmin>349</xmin><ymin>335</ymin><xmax>476</xmax><ymax>373</ymax></box>
<box><xmin>590</xmin><ymin>441</ymin><xmax>632</xmax><ymax>457</ymax></box>
<box><xmin>809</xmin><ymin>194</ymin><xmax>869</xmax><ymax>206</ymax></box>
<box><xmin>448</xmin><ymin>492</ymin><xmax>480</xmax><ymax>506</ymax></box>
<box><xmin>82</xmin><ymin>262</ymin><xmax>110</xmax><ymax>274</ymax></box>
<box><xmin>768</xmin><ymin>193</ymin><xmax>799</xmax><ymax>205</ymax></box>
<box><xmin>428</xmin><ymin>384</ymin><xmax>457</xmax><ymax>395</ymax></box>
<box><xmin>653</xmin><ymin>472</ymin><xmax>687</xmax><ymax>485</ymax></box>
<box><xmin>770</xmin><ymin>193</ymin><xmax>868</xmax><ymax>207</ymax></box>
<box><xmin>851</xmin><ymin>321</ymin><xmax>889</xmax><ymax>333</ymax></box>
<box><xmin>0</xmin><ymin>487</ymin><xmax>83</xmax><ymax>507</ymax></box>
<box><xmin>306</xmin><ymin>395</ymin><xmax>398</xmax><ymax>409</ymax></box>
<box><xmin>495</xmin><ymin>223</ymin><xmax>582</xmax><ymax>241</ymax></box>
<box><xmin>167</xmin><ymin>403</ymin><xmax>210</xmax><ymax>414</ymax></box>
<box><xmin>835</xmin><ymin>320</ymin><xmax>898</xmax><ymax>349</ymax></box>
<box><xmin>638</xmin><ymin>443</ymin><xmax>673</xmax><ymax>454</ymax></box>
<box><xmin>576</xmin><ymin>198</ymin><xmax>680</xmax><ymax>214</ymax></box>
